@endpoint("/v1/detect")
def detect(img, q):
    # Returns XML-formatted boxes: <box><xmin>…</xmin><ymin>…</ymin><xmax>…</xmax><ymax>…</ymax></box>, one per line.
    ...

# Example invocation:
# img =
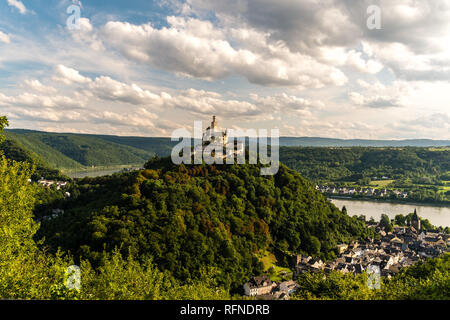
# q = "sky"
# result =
<box><xmin>0</xmin><ymin>0</ymin><xmax>449</xmax><ymax>139</ymax></box>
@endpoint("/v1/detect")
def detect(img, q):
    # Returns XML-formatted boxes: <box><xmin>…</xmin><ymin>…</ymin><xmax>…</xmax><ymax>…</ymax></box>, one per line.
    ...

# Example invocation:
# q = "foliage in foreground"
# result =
<box><xmin>0</xmin><ymin>154</ymin><xmax>230</xmax><ymax>299</ymax></box>
<box><xmin>0</xmin><ymin>118</ymin><xmax>229</xmax><ymax>300</ymax></box>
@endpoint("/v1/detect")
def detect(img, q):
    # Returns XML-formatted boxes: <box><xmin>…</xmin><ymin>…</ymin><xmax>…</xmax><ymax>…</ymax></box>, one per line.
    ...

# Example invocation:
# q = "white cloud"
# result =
<box><xmin>0</xmin><ymin>91</ymin><xmax>86</xmax><ymax>109</ymax></box>
<box><xmin>69</xmin><ymin>18</ymin><xmax>104</xmax><ymax>51</ymax></box>
<box><xmin>7</xmin><ymin>0</ymin><xmax>27</xmax><ymax>14</ymax></box>
<box><xmin>0</xmin><ymin>31</ymin><xmax>11</xmax><ymax>43</ymax></box>
<box><xmin>349</xmin><ymin>80</ymin><xmax>413</xmax><ymax>108</ymax></box>
<box><xmin>92</xmin><ymin>108</ymin><xmax>159</xmax><ymax>129</ymax></box>
<box><xmin>186</xmin><ymin>0</ymin><xmax>450</xmax><ymax>82</ymax></box>
<box><xmin>390</xmin><ymin>113</ymin><xmax>450</xmax><ymax>139</ymax></box>
<box><xmin>250</xmin><ymin>93</ymin><xmax>324</xmax><ymax>114</ymax></box>
<box><xmin>23</xmin><ymin>79</ymin><xmax>57</xmax><ymax>94</ymax></box>
<box><xmin>100</xmin><ymin>17</ymin><xmax>348</xmax><ymax>88</ymax></box>
<box><xmin>88</xmin><ymin>76</ymin><xmax>162</xmax><ymax>106</ymax></box>
<box><xmin>164</xmin><ymin>88</ymin><xmax>261</xmax><ymax>117</ymax></box>
<box><xmin>1</xmin><ymin>65</ymin><xmax>335</xmax><ymax>134</ymax></box>
<box><xmin>345</xmin><ymin>50</ymin><xmax>384</xmax><ymax>74</ymax></box>
<box><xmin>2</xmin><ymin>1</ymin><xmax>450</xmax><ymax>139</ymax></box>
<box><xmin>53</xmin><ymin>64</ymin><xmax>92</xmax><ymax>85</ymax></box>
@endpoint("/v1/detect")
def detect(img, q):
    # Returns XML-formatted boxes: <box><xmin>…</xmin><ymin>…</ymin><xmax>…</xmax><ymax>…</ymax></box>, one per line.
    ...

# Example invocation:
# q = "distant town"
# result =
<box><xmin>316</xmin><ymin>184</ymin><xmax>409</xmax><ymax>199</ymax></box>
<box><xmin>243</xmin><ymin>211</ymin><xmax>450</xmax><ymax>300</ymax></box>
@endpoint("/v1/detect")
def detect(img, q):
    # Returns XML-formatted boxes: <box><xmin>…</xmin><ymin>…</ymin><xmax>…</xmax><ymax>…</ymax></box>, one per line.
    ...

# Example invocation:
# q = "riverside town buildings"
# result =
<box><xmin>243</xmin><ymin>211</ymin><xmax>449</xmax><ymax>300</ymax></box>
<box><xmin>294</xmin><ymin>212</ymin><xmax>449</xmax><ymax>278</ymax></box>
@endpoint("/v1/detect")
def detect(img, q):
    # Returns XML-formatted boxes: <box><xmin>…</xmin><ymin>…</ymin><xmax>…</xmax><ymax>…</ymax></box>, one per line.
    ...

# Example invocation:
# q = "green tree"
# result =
<box><xmin>379</xmin><ymin>214</ymin><xmax>393</xmax><ymax>232</ymax></box>
<box><xmin>394</xmin><ymin>214</ymin><xmax>407</xmax><ymax>226</ymax></box>
<box><xmin>0</xmin><ymin>116</ymin><xmax>8</xmax><ymax>145</ymax></box>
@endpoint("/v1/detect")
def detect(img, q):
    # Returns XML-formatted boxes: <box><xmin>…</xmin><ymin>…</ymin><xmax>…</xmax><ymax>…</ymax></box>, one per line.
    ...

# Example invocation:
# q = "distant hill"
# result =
<box><xmin>4</xmin><ymin>129</ymin><xmax>165</xmax><ymax>171</ymax></box>
<box><xmin>4</xmin><ymin>129</ymin><xmax>450</xmax><ymax>172</ymax></box>
<box><xmin>279</xmin><ymin>137</ymin><xmax>450</xmax><ymax>147</ymax></box>
<box><xmin>0</xmin><ymin>138</ymin><xmax>67</xmax><ymax>180</ymax></box>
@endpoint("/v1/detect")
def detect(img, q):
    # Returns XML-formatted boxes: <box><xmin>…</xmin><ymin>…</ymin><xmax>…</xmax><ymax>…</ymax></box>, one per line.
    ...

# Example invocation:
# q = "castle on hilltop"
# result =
<box><xmin>194</xmin><ymin>116</ymin><xmax>244</xmax><ymax>158</ymax></box>
<box><xmin>203</xmin><ymin>115</ymin><xmax>228</xmax><ymax>146</ymax></box>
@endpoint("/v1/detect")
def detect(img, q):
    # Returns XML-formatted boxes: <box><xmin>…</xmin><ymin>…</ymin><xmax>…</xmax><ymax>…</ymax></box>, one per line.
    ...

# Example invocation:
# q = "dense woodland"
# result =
<box><xmin>0</xmin><ymin>138</ymin><xmax>68</xmax><ymax>180</ymax></box>
<box><xmin>280</xmin><ymin>147</ymin><xmax>450</xmax><ymax>203</ymax></box>
<box><xmin>37</xmin><ymin>156</ymin><xmax>373</xmax><ymax>291</ymax></box>
<box><xmin>0</xmin><ymin>116</ymin><xmax>449</xmax><ymax>299</ymax></box>
<box><xmin>4</xmin><ymin>130</ymin><xmax>159</xmax><ymax>170</ymax></box>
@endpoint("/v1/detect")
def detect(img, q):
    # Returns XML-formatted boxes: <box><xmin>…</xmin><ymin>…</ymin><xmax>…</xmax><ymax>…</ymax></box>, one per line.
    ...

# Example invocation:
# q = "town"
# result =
<box><xmin>316</xmin><ymin>185</ymin><xmax>409</xmax><ymax>199</ymax></box>
<box><xmin>243</xmin><ymin>210</ymin><xmax>450</xmax><ymax>300</ymax></box>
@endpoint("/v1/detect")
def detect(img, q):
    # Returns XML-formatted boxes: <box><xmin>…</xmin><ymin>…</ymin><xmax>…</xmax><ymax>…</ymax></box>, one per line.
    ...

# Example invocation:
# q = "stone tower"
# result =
<box><xmin>211</xmin><ymin>115</ymin><xmax>217</xmax><ymax>129</ymax></box>
<box><xmin>411</xmin><ymin>209</ymin><xmax>420</xmax><ymax>231</ymax></box>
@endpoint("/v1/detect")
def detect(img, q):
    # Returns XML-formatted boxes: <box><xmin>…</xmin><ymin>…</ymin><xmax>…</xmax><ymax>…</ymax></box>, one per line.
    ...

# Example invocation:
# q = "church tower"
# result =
<box><xmin>411</xmin><ymin>209</ymin><xmax>420</xmax><ymax>231</ymax></box>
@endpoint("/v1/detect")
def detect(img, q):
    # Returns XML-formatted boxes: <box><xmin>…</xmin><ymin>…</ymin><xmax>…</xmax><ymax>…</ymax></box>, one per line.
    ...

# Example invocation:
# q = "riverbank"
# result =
<box><xmin>329</xmin><ymin>198</ymin><xmax>450</xmax><ymax>228</ymax></box>
<box><xmin>327</xmin><ymin>195</ymin><xmax>450</xmax><ymax>208</ymax></box>
<box><xmin>63</xmin><ymin>164</ymin><xmax>143</xmax><ymax>178</ymax></box>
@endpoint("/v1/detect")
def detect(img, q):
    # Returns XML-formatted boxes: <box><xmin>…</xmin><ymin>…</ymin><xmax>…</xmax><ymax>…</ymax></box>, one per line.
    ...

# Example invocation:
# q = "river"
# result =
<box><xmin>67</xmin><ymin>168</ymin><xmax>138</xmax><ymax>178</ymax></box>
<box><xmin>330</xmin><ymin>198</ymin><xmax>450</xmax><ymax>228</ymax></box>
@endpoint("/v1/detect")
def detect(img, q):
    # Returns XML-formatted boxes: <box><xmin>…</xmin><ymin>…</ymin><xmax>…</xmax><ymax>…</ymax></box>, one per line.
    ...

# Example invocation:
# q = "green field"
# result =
<box><xmin>369</xmin><ymin>180</ymin><xmax>395</xmax><ymax>187</ymax></box>
<box><xmin>258</xmin><ymin>251</ymin><xmax>292</xmax><ymax>282</ymax></box>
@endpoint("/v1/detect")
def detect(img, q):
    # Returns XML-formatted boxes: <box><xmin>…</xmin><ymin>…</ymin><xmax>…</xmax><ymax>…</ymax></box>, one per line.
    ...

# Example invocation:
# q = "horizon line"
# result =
<box><xmin>4</xmin><ymin>128</ymin><xmax>450</xmax><ymax>142</ymax></box>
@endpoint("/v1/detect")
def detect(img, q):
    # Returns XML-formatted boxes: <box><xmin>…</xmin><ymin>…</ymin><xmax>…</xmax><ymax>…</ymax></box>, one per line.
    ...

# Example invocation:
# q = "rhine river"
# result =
<box><xmin>330</xmin><ymin>198</ymin><xmax>450</xmax><ymax>228</ymax></box>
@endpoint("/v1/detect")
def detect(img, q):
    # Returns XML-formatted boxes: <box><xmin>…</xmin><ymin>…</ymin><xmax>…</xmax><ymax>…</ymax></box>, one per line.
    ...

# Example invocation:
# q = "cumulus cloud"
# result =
<box><xmin>92</xmin><ymin>108</ymin><xmax>159</xmax><ymax>129</ymax></box>
<box><xmin>185</xmin><ymin>0</ymin><xmax>450</xmax><ymax>82</ymax></box>
<box><xmin>69</xmin><ymin>18</ymin><xmax>104</xmax><ymax>51</ymax></box>
<box><xmin>2</xmin><ymin>66</ymin><xmax>326</xmax><ymax>134</ymax></box>
<box><xmin>283</xmin><ymin>115</ymin><xmax>377</xmax><ymax>139</ymax></box>
<box><xmin>3</xmin><ymin>0</ymin><xmax>450</xmax><ymax>139</ymax></box>
<box><xmin>7</xmin><ymin>0</ymin><xmax>27</xmax><ymax>14</ymax></box>
<box><xmin>53</xmin><ymin>64</ymin><xmax>92</xmax><ymax>85</ymax></box>
<box><xmin>0</xmin><ymin>91</ymin><xmax>86</xmax><ymax>109</ymax></box>
<box><xmin>389</xmin><ymin>113</ymin><xmax>450</xmax><ymax>139</ymax></box>
<box><xmin>6</xmin><ymin>107</ymin><xmax>85</xmax><ymax>122</ymax></box>
<box><xmin>0</xmin><ymin>31</ymin><xmax>11</xmax><ymax>43</ymax></box>
<box><xmin>23</xmin><ymin>79</ymin><xmax>57</xmax><ymax>94</ymax></box>
<box><xmin>349</xmin><ymin>80</ymin><xmax>413</xmax><ymax>108</ymax></box>
<box><xmin>88</xmin><ymin>76</ymin><xmax>163</xmax><ymax>106</ymax></box>
<box><xmin>100</xmin><ymin>17</ymin><xmax>348</xmax><ymax>88</ymax></box>
<box><xmin>87</xmin><ymin>76</ymin><xmax>262</xmax><ymax>118</ymax></box>
<box><xmin>249</xmin><ymin>93</ymin><xmax>324</xmax><ymax>115</ymax></box>
<box><xmin>345</xmin><ymin>50</ymin><xmax>384</xmax><ymax>74</ymax></box>
<box><xmin>164</xmin><ymin>88</ymin><xmax>262</xmax><ymax>117</ymax></box>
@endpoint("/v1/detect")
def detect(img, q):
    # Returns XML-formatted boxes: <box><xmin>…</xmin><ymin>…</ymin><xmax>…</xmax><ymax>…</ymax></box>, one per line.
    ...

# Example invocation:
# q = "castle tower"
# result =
<box><xmin>203</xmin><ymin>116</ymin><xmax>225</xmax><ymax>146</ymax></box>
<box><xmin>211</xmin><ymin>115</ymin><xmax>218</xmax><ymax>130</ymax></box>
<box><xmin>411</xmin><ymin>209</ymin><xmax>420</xmax><ymax>231</ymax></box>
<box><xmin>198</xmin><ymin>116</ymin><xmax>243</xmax><ymax>159</ymax></box>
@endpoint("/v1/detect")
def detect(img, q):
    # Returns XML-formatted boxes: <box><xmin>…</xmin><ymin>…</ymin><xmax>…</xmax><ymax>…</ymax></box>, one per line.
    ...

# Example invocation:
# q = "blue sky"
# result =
<box><xmin>0</xmin><ymin>0</ymin><xmax>449</xmax><ymax>139</ymax></box>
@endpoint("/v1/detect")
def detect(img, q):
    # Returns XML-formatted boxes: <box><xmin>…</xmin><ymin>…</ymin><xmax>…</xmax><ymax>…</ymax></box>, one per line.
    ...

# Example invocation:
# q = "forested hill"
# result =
<box><xmin>37</xmin><ymin>157</ymin><xmax>373</xmax><ymax>290</ymax></box>
<box><xmin>5</xmin><ymin>129</ymin><xmax>450</xmax><ymax>172</ymax></box>
<box><xmin>4</xmin><ymin>129</ymin><xmax>165</xmax><ymax>170</ymax></box>
<box><xmin>280</xmin><ymin>137</ymin><xmax>450</xmax><ymax>147</ymax></box>
<box><xmin>280</xmin><ymin>146</ymin><xmax>450</xmax><ymax>182</ymax></box>
<box><xmin>280</xmin><ymin>147</ymin><xmax>450</xmax><ymax>203</ymax></box>
<box><xmin>0</xmin><ymin>138</ymin><xmax>67</xmax><ymax>180</ymax></box>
